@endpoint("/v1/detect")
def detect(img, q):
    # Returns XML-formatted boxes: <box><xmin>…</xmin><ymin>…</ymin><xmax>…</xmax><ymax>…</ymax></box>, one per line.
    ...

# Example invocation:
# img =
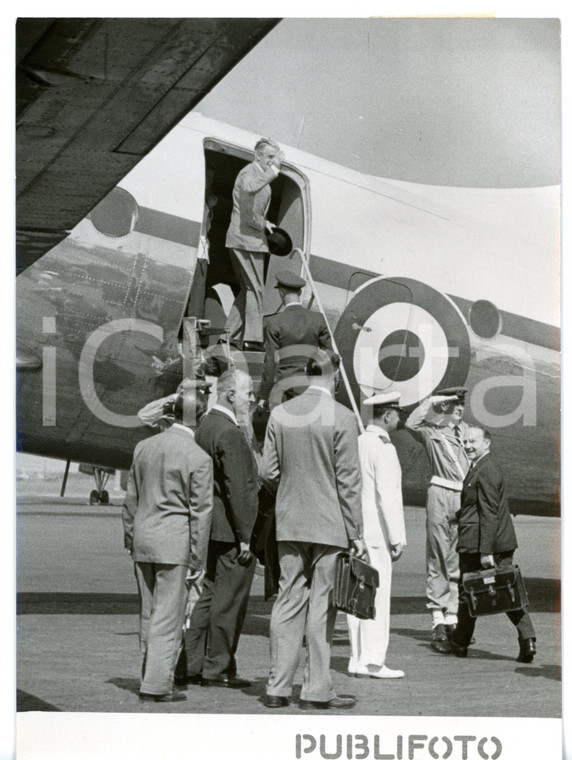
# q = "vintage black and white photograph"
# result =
<box><xmin>12</xmin><ymin>11</ymin><xmax>563</xmax><ymax>760</ymax></box>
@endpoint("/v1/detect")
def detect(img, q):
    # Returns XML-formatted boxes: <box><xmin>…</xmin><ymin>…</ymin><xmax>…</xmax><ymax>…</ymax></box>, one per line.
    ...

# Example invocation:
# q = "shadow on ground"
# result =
<box><xmin>17</xmin><ymin>690</ymin><xmax>61</xmax><ymax>712</ymax></box>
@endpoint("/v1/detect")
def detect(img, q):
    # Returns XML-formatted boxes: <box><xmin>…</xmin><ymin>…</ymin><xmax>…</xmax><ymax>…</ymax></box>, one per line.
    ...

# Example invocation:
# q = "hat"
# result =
<box><xmin>266</xmin><ymin>227</ymin><xmax>293</xmax><ymax>257</ymax></box>
<box><xmin>363</xmin><ymin>391</ymin><xmax>402</xmax><ymax>409</ymax></box>
<box><xmin>274</xmin><ymin>269</ymin><xmax>306</xmax><ymax>290</ymax></box>
<box><xmin>436</xmin><ymin>386</ymin><xmax>467</xmax><ymax>400</ymax></box>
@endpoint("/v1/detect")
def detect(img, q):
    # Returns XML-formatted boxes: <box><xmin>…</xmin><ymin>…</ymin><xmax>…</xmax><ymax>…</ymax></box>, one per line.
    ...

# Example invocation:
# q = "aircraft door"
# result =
<box><xmin>263</xmin><ymin>170</ymin><xmax>307</xmax><ymax>314</ymax></box>
<box><xmin>335</xmin><ymin>275</ymin><xmax>471</xmax><ymax>411</ymax></box>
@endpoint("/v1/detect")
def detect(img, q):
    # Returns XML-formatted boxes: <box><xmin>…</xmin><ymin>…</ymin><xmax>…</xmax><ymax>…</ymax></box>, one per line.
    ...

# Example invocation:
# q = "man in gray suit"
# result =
<box><xmin>123</xmin><ymin>390</ymin><xmax>213</xmax><ymax>702</ymax></box>
<box><xmin>225</xmin><ymin>138</ymin><xmax>285</xmax><ymax>350</ymax></box>
<box><xmin>260</xmin><ymin>350</ymin><xmax>366</xmax><ymax>710</ymax></box>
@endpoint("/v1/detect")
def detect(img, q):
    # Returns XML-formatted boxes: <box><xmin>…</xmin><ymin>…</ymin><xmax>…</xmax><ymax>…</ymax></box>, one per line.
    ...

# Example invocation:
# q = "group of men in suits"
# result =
<box><xmin>124</xmin><ymin>298</ymin><xmax>536</xmax><ymax>704</ymax></box>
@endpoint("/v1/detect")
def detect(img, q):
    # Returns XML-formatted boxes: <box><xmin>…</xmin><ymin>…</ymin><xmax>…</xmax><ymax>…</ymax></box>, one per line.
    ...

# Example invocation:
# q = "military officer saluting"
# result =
<box><xmin>257</xmin><ymin>270</ymin><xmax>332</xmax><ymax>409</ymax></box>
<box><xmin>405</xmin><ymin>387</ymin><xmax>470</xmax><ymax>652</ymax></box>
<box><xmin>347</xmin><ymin>391</ymin><xmax>407</xmax><ymax>679</ymax></box>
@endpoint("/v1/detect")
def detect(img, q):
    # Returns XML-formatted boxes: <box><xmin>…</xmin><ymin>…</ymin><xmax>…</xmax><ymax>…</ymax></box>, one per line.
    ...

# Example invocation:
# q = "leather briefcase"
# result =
<box><xmin>334</xmin><ymin>552</ymin><xmax>379</xmax><ymax>620</ymax></box>
<box><xmin>462</xmin><ymin>564</ymin><xmax>529</xmax><ymax>618</ymax></box>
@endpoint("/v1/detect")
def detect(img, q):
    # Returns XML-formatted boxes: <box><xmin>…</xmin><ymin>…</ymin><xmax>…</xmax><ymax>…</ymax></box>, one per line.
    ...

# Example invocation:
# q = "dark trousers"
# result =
<box><xmin>178</xmin><ymin>540</ymin><xmax>256</xmax><ymax>680</ymax></box>
<box><xmin>452</xmin><ymin>551</ymin><xmax>535</xmax><ymax>647</ymax></box>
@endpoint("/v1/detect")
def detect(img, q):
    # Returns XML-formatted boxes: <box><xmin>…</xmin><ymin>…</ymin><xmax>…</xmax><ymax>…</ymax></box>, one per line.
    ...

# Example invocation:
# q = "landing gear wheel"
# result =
<box><xmin>99</xmin><ymin>490</ymin><xmax>109</xmax><ymax>504</ymax></box>
<box><xmin>89</xmin><ymin>490</ymin><xmax>100</xmax><ymax>505</ymax></box>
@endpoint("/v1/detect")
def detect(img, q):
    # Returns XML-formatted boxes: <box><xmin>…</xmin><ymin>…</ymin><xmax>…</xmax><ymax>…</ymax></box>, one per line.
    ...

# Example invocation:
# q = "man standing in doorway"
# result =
<box><xmin>405</xmin><ymin>387</ymin><xmax>470</xmax><ymax>652</ymax></box>
<box><xmin>225</xmin><ymin>138</ymin><xmax>285</xmax><ymax>351</ymax></box>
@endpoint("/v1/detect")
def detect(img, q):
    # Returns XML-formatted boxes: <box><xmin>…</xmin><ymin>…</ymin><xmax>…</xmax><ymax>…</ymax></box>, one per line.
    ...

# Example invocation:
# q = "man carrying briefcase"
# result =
<box><xmin>438</xmin><ymin>425</ymin><xmax>536</xmax><ymax>662</ymax></box>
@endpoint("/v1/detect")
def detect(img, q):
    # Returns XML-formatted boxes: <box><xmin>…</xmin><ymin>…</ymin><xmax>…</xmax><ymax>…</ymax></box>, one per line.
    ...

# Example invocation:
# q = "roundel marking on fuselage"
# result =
<box><xmin>334</xmin><ymin>275</ymin><xmax>471</xmax><ymax>410</ymax></box>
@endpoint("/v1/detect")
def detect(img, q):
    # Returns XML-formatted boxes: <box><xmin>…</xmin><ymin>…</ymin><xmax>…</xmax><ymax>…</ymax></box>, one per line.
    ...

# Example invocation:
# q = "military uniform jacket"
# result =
<box><xmin>359</xmin><ymin>425</ymin><xmax>407</xmax><ymax>549</ymax></box>
<box><xmin>405</xmin><ymin>397</ymin><xmax>469</xmax><ymax>482</ymax></box>
<box><xmin>225</xmin><ymin>161</ymin><xmax>279</xmax><ymax>252</ymax></box>
<box><xmin>259</xmin><ymin>387</ymin><xmax>363</xmax><ymax>547</ymax></box>
<box><xmin>122</xmin><ymin>425</ymin><xmax>213</xmax><ymax>566</ymax></box>
<box><xmin>458</xmin><ymin>453</ymin><xmax>517</xmax><ymax>555</ymax></box>
<box><xmin>195</xmin><ymin>408</ymin><xmax>259</xmax><ymax>545</ymax></box>
<box><xmin>258</xmin><ymin>304</ymin><xmax>332</xmax><ymax>402</ymax></box>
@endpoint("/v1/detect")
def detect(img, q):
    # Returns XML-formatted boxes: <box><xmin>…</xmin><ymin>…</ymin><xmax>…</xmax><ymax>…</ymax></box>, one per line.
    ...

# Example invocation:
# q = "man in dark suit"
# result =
<box><xmin>259</xmin><ymin>350</ymin><xmax>366</xmax><ymax>710</ymax></box>
<box><xmin>441</xmin><ymin>425</ymin><xmax>536</xmax><ymax>662</ymax></box>
<box><xmin>257</xmin><ymin>269</ymin><xmax>332</xmax><ymax>409</ymax></box>
<box><xmin>123</xmin><ymin>390</ymin><xmax>213</xmax><ymax>702</ymax></box>
<box><xmin>182</xmin><ymin>369</ymin><xmax>259</xmax><ymax>688</ymax></box>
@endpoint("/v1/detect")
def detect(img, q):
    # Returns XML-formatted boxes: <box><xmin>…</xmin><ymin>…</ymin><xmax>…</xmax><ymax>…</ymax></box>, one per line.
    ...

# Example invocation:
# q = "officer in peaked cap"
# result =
<box><xmin>347</xmin><ymin>390</ymin><xmax>407</xmax><ymax>679</ymax></box>
<box><xmin>363</xmin><ymin>391</ymin><xmax>403</xmax><ymax>411</ymax></box>
<box><xmin>256</xmin><ymin>269</ymin><xmax>332</xmax><ymax>410</ymax></box>
<box><xmin>405</xmin><ymin>385</ymin><xmax>470</xmax><ymax>652</ymax></box>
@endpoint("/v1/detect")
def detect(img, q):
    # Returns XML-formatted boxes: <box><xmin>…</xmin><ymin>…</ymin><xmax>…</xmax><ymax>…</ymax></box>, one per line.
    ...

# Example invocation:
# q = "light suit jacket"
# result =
<box><xmin>359</xmin><ymin>425</ymin><xmax>407</xmax><ymax>549</ymax></box>
<box><xmin>225</xmin><ymin>161</ymin><xmax>279</xmax><ymax>252</ymax></box>
<box><xmin>123</xmin><ymin>425</ymin><xmax>213</xmax><ymax>567</ymax></box>
<box><xmin>260</xmin><ymin>387</ymin><xmax>363</xmax><ymax>547</ymax></box>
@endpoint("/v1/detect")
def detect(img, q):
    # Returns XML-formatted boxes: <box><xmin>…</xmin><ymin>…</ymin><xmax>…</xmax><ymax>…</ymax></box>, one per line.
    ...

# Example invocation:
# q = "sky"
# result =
<box><xmin>195</xmin><ymin>18</ymin><xmax>561</xmax><ymax>188</ymax></box>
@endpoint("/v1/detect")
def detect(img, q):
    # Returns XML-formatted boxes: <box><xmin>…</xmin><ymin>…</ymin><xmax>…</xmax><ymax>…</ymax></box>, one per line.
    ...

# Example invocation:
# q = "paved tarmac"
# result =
<box><xmin>16</xmin><ymin>485</ymin><xmax>561</xmax><ymax>717</ymax></box>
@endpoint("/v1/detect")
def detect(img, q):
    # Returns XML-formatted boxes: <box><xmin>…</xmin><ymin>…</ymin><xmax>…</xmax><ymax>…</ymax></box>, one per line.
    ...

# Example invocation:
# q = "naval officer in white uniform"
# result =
<box><xmin>347</xmin><ymin>392</ymin><xmax>407</xmax><ymax>679</ymax></box>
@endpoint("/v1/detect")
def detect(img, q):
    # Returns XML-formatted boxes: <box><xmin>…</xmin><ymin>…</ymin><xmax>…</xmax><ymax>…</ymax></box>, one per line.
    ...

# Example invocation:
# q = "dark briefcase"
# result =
<box><xmin>462</xmin><ymin>564</ymin><xmax>529</xmax><ymax>618</ymax></box>
<box><xmin>334</xmin><ymin>552</ymin><xmax>379</xmax><ymax>620</ymax></box>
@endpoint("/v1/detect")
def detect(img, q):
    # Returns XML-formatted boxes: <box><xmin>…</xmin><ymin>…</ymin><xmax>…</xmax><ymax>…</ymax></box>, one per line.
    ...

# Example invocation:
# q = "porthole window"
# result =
<box><xmin>469</xmin><ymin>299</ymin><xmax>502</xmax><ymax>339</ymax></box>
<box><xmin>89</xmin><ymin>187</ymin><xmax>139</xmax><ymax>237</ymax></box>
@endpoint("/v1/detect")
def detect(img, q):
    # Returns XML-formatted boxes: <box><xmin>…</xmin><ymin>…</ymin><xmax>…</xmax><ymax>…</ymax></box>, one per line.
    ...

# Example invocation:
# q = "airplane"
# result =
<box><xmin>16</xmin><ymin>112</ymin><xmax>560</xmax><ymax>516</ymax></box>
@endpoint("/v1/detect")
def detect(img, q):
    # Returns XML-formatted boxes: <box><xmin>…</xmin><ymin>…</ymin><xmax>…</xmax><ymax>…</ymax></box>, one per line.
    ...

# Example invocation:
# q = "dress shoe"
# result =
<box><xmin>516</xmin><ymin>638</ymin><xmax>536</xmax><ymax>663</ymax></box>
<box><xmin>174</xmin><ymin>674</ymin><xmax>202</xmax><ymax>686</ymax></box>
<box><xmin>431</xmin><ymin>624</ymin><xmax>451</xmax><ymax>653</ymax></box>
<box><xmin>201</xmin><ymin>674</ymin><xmax>252</xmax><ymax>689</ymax></box>
<box><xmin>265</xmin><ymin>695</ymin><xmax>289</xmax><ymax>708</ymax></box>
<box><xmin>139</xmin><ymin>691</ymin><xmax>187</xmax><ymax>702</ymax></box>
<box><xmin>449</xmin><ymin>640</ymin><xmax>468</xmax><ymax>658</ymax></box>
<box><xmin>242</xmin><ymin>341</ymin><xmax>265</xmax><ymax>352</ymax></box>
<box><xmin>300</xmin><ymin>696</ymin><xmax>357</xmax><ymax>710</ymax></box>
<box><xmin>445</xmin><ymin>623</ymin><xmax>457</xmax><ymax>638</ymax></box>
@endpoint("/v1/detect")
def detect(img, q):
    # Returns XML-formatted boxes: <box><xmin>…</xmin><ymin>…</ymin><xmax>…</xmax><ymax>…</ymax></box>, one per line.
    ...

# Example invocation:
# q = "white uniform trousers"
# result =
<box><xmin>347</xmin><ymin>542</ymin><xmax>392</xmax><ymax>667</ymax></box>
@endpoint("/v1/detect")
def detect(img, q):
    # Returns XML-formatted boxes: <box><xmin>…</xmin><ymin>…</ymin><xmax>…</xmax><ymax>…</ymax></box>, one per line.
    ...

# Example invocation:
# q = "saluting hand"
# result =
<box><xmin>272</xmin><ymin>150</ymin><xmax>285</xmax><ymax>169</ymax></box>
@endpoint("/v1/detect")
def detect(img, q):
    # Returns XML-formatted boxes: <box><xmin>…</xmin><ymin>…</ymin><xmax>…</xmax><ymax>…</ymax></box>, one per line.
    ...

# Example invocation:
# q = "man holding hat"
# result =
<box><xmin>405</xmin><ymin>387</ymin><xmax>470</xmax><ymax>652</ymax></box>
<box><xmin>225</xmin><ymin>138</ymin><xmax>285</xmax><ymax>351</ymax></box>
<box><xmin>347</xmin><ymin>392</ymin><xmax>407</xmax><ymax>679</ymax></box>
<box><xmin>257</xmin><ymin>269</ymin><xmax>332</xmax><ymax>408</ymax></box>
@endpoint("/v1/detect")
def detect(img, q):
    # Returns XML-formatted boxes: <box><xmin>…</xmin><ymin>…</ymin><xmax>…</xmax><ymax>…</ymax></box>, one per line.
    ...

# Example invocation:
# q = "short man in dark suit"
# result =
<box><xmin>260</xmin><ymin>350</ymin><xmax>366</xmax><ymax>710</ymax></box>
<box><xmin>257</xmin><ymin>269</ymin><xmax>332</xmax><ymax>409</ymax></box>
<box><xmin>182</xmin><ymin>369</ymin><xmax>259</xmax><ymax>688</ymax></box>
<box><xmin>123</xmin><ymin>390</ymin><xmax>213</xmax><ymax>702</ymax></box>
<box><xmin>440</xmin><ymin>425</ymin><xmax>536</xmax><ymax>662</ymax></box>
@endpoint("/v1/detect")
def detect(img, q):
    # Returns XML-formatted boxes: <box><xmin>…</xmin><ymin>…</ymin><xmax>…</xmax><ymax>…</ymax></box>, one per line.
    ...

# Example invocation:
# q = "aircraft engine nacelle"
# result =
<box><xmin>334</xmin><ymin>275</ymin><xmax>471</xmax><ymax>410</ymax></box>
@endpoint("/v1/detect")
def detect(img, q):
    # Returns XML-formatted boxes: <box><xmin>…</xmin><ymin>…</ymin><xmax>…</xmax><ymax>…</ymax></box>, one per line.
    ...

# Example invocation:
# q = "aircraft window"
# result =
<box><xmin>89</xmin><ymin>187</ymin><xmax>139</xmax><ymax>237</ymax></box>
<box><xmin>469</xmin><ymin>299</ymin><xmax>502</xmax><ymax>339</ymax></box>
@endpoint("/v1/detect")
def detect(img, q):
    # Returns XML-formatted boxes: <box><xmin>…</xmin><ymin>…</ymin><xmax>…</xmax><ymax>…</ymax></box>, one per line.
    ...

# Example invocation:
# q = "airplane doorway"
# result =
<box><xmin>185</xmin><ymin>142</ymin><xmax>308</xmax><ymax>345</ymax></box>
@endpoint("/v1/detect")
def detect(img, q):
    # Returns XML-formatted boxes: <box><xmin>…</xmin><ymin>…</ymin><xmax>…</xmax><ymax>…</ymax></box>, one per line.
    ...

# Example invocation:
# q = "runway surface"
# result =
<box><xmin>16</xmin><ymin>483</ymin><xmax>561</xmax><ymax>717</ymax></box>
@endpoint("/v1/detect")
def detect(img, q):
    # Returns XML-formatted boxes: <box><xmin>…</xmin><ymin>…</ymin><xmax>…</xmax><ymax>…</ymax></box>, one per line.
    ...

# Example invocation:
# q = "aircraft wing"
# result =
<box><xmin>16</xmin><ymin>17</ymin><xmax>280</xmax><ymax>274</ymax></box>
